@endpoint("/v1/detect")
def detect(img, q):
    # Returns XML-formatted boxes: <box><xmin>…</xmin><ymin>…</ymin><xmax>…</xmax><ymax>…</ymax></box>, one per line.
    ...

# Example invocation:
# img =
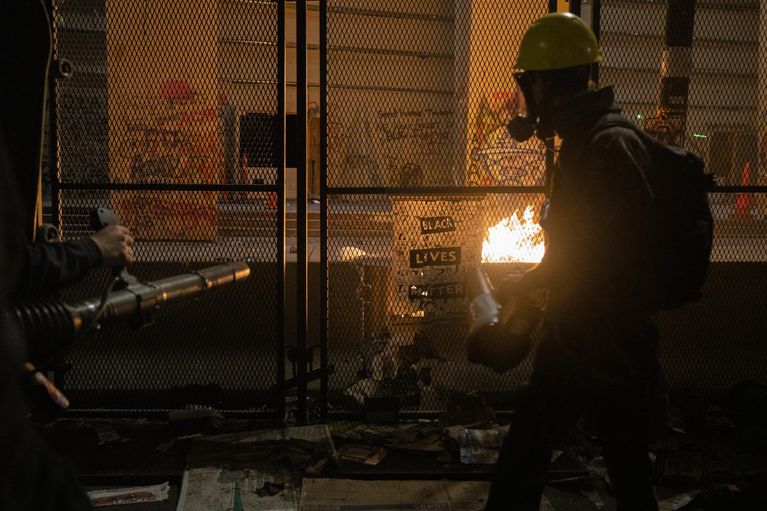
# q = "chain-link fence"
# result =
<box><xmin>324</xmin><ymin>0</ymin><xmax>551</xmax><ymax>417</ymax></box>
<box><xmin>47</xmin><ymin>0</ymin><xmax>766</xmax><ymax>417</ymax></box>
<box><xmin>322</xmin><ymin>0</ymin><xmax>767</xmax><ymax>417</ymax></box>
<box><xmin>599</xmin><ymin>0</ymin><xmax>767</xmax><ymax>389</ymax></box>
<box><xmin>50</xmin><ymin>0</ymin><xmax>285</xmax><ymax>415</ymax></box>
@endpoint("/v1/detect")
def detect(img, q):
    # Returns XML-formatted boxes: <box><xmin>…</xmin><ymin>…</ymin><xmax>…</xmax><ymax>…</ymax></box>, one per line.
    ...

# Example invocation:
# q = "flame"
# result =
<box><xmin>482</xmin><ymin>206</ymin><xmax>545</xmax><ymax>263</ymax></box>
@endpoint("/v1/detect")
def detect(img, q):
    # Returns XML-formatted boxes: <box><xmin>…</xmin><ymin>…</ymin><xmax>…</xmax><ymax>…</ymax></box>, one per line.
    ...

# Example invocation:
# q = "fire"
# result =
<box><xmin>482</xmin><ymin>206</ymin><xmax>545</xmax><ymax>263</ymax></box>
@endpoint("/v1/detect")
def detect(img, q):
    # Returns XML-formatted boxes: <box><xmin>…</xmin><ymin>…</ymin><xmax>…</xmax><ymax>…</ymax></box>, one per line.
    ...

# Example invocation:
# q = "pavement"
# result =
<box><xmin>44</xmin><ymin>401</ymin><xmax>767</xmax><ymax>510</ymax></box>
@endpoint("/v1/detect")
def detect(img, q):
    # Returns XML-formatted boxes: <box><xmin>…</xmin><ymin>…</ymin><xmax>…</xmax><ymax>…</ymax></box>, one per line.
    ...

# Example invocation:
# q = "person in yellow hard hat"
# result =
<box><xmin>506</xmin><ymin>12</ymin><xmax>602</xmax><ymax>142</ymax></box>
<box><xmin>484</xmin><ymin>13</ymin><xmax>667</xmax><ymax>511</ymax></box>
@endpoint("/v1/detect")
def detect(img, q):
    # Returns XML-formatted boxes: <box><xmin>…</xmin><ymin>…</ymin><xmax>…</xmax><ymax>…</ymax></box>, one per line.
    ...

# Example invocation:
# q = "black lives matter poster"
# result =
<box><xmin>391</xmin><ymin>197</ymin><xmax>483</xmax><ymax>320</ymax></box>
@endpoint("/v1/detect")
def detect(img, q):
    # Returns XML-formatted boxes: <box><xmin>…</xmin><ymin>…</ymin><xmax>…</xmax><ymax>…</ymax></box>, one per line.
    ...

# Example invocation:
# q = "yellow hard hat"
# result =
<box><xmin>515</xmin><ymin>12</ymin><xmax>602</xmax><ymax>71</ymax></box>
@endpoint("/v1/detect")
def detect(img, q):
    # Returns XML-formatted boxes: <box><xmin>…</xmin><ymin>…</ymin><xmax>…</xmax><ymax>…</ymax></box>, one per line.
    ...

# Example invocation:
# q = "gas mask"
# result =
<box><xmin>507</xmin><ymin>72</ymin><xmax>555</xmax><ymax>142</ymax></box>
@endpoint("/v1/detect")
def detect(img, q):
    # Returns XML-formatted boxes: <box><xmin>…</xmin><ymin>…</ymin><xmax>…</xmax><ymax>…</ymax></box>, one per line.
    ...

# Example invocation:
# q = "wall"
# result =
<box><xmin>54</xmin><ymin>0</ymin><xmax>767</xmax><ymax>189</ymax></box>
<box><xmin>325</xmin><ymin>0</ymin><xmax>455</xmax><ymax>187</ymax></box>
<box><xmin>600</xmin><ymin>0</ymin><xmax>761</xmax><ymax>185</ymax></box>
<box><xmin>105</xmin><ymin>0</ymin><xmax>221</xmax><ymax>240</ymax></box>
<box><xmin>455</xmin><ymin>0</ymin><xmax>547</xmax><ymax>187</ymax></box>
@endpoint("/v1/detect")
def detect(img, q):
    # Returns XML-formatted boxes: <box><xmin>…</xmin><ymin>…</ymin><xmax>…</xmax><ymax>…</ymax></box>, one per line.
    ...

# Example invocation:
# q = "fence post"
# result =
<box><xmin>277</xmin><ymin>0</ymin><xmax>287</xmax><ymax>423</ymax></box>
<box><xmin>647</xmin><ymin>0</ymin><xmax>697</xmax><ymax>146</ymax></box>
<box><xmin>319</xmin><ymin>0</ymin><xmax>329</xmax><ymax>423</ymax></box>
<box><xmin>296</xmin><ymin>0</ymin><xmax>309</xmax><ymax>426</ymax></box>
<box><xmin>759</xmin><ymin>0</ymin><xmax>767</xmax><ymax>204</ymax></box>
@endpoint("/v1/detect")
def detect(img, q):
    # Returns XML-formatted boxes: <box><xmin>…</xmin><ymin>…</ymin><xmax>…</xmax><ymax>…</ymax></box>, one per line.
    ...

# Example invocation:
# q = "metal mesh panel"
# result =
<box><xmin>657</xmin><ymin>192</ymin><xmax>767</xmax><ymax>390</ymax></box>
<box><xmin>326</xmin><ymin>193</ymin><xmax>546</xmax><ymax>413</ymax></box>
<box><xmin>324</xmin><ymin>0</ymin><xmax>767</xmax><ymax>417</ymax></box>
<box><xmin>51</xmin><ymin>0</ymin><xmax>283</xmax><ymax>413</ymax></box>
<box><xmin>48</xmin><ymin>0</ymin><xmax>767</xmax><ymax>416</ymax></box>
<box><xmin>324</xmin><ymin>0</ymin><xmax>549</xmax><ymax>414</ymax></box>
<box><xmin>600</xmin><ymin>0</ymin><xmax>763</xmax><ymax>176</ymax></box>
<box><xmin>325</xmin><ymin>0</ymin><xmax>548</xmax><ymax>189</ymax></box>
<box><xmin>600</xmin><ymin>0</ymin><xmax>767</xmax><ymax>391</ymax></box>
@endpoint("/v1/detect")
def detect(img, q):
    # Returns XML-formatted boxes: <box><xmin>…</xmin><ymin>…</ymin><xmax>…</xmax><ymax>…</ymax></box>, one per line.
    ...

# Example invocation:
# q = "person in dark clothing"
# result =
<box><xmin>19</xmin><ymin>224</ymin><xmax>135</xmax><ymax>300</ymax></box>
<box><xmin>1</xmin><ymin>2</ymin><xmax>131</xmax><ymax>508</ymax></box>
<box><xmin>484</xmin><ymin>13</ymin><xmax>667</xmax><ymax>511</ymax></box>
<box><xmin>1</xmin><ymin>0</ymin><xmax>134</xmax><ymax>302</ymax></box>
<box><xmin>1</xmin><ymin>134</ymin><xmax>95</xmax><ymax>511</ymax></box>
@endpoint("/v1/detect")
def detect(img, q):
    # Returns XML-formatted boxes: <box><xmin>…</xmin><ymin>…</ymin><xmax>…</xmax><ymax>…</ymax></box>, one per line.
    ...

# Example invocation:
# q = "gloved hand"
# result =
<box><xmin>91</xmin><ymin>224</ymin><xmax>135</xmax><ymax>267</ymax></box>
<box><xmin>495</xmin><ymin>265</ymin><xmax>550</xmax><ymax>306</ymax></box>
<box><xmin>494</xmin><ymin>271</ymin><xmax>526</xmax><ymax>305</ymax></box>
<box><xmin>467</xmin><ymin>323</ymin><xmax>533</xmax><ymax>374</ymax></box>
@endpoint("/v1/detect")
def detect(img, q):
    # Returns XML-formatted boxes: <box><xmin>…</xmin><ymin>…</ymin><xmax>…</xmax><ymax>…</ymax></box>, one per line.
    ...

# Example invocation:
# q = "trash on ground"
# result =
<box><xmin>257</xmin><ymin>481</ymin><xmax>286</xmax><ymax>497</ymax></box>
<box><xmin>458</xmin><ymin>426</ymin><xmax>508</xmax><ymax>464</ymax></box>
<box><xmin>177</xmin><ymin>468</ymin><xmax>298</xmax><ymax>511</ymax></box>
<box><xmin>654</xmin><ymin>447</ymin><xmax>707</xmax><ymax>484</ymax></box>
<box><xmin>91</xmin><ymin>422</ymin><xmax>128</xmax><ymax>446</ymax></box>
<box><xmin>337</xmin><ymin>443</ymin><xmax>388</xmax><ymax>465</ymax></box>
<box><xmin>658</xmin><ymin>490</ymin><xmax>701</xmax><ymax>511</ymax></box>
<box><xmin>87</xmin><ymin>481</ymin><xmax>170</xmax><ymax>507</ymax></box>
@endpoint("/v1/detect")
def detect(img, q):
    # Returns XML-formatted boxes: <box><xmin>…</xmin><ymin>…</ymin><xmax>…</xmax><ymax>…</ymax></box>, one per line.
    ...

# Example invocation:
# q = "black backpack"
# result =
<box><xmin>591</xmin><ymin>114</ymin><xmax>715</xmax><ymax>310</ymax></box>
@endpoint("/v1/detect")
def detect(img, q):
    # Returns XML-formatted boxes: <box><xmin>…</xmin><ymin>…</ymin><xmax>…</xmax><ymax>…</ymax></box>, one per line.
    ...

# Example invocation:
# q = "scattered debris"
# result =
<box><xmin>439</xmin><ymin>391</ymin><xmax>496</xmax><ymax>427</ymax></box>
<box><xmin>387</xmin><ymin>424</ymin><xmax>445</xmax><ymax>453</ymax></box>
<box><xmin>91</xmin><ymin>422</ymin><xmax>128</xmax><ymax>446</ymax></box>
<box><xmin>156</xmin><ymin>438</ymin><xmax>176</xmax><ymax>453</ymax></box>
<box><xmin>345</xmin><ymin>328</ymin><xmax>444</xmax><ymax>410</ymax></box>
<box><xmin>344</xmin><ymin>378</ymin><xmax>380</xmax><ymax>406</ymax></box>
<box><xmin>185</xmin><ymin>426</ymin><xmax>336</xmax><ymax>492</ymax></box>
<box><xmin>658</xmin><ymin>490</ymin><xmax>701</xmax><ymax>511</ymax></box>
<box><xmin>654</xmin><ymin>446</ymin><xmax>707</xmax><ymax>484</ymax></box>
<box><xmin>540</xmin><ymin>495</ymin><xmax>555</xmax><ymax>511</ymax></box>
<box><xmin>177</xmin><ymin>468</ymin><xmax>298</xmax><ymax>511</ymax></box>
<box><xmin>337</xmin><ymin>444</ymin><xmax>388</xmax><ymax>465</ymax></box>
<box><xmin>457</xmin><ymin>426</ymin><xmax>508</xmax><ymax>464</ymax></box>
<box><xmin>586</xmin><ymin>456</ymin><xmax>610</xmax><ymax>487</ymax></box>
<box><xmin>168</xmin><ymin>407</ymin><xmax>224</xmax><ymax>435</ymax></box>
<box><xmin>580</xmin><ymin>486</ymin><xmax>606</xmax><ymax>509</ymax></box>
<box><xmin>87</xmin><ymin>481</ymin><xmax>170</xmax><ymax>507</ymax></box>
<box><xmin>256</xmin><ymin>481</ymin><xmax>286</xmax><ymax>497</ymax></box>
<box><xmin>332</xmin><ymin>422</ymin><xmax>446</xmax><ymax>454</ymax></box>
<box><xmin>299</xmin><ymin>479</ymin><xmax>491</xmax><ymax>511</ymax></box>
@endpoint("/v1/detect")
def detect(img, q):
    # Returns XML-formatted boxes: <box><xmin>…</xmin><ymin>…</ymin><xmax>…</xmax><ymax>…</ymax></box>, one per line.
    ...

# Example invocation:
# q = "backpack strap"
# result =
<box><xmin>589</xmin><ymin>113</ymin><xmax>716</xmax><ymax>191</ymax></box>
<box><xmin>580</xmin><ymin>113</ymin><xmax>652</xmax><ymax>171</ymax></box>
<box><xmin>586</xmin><ymin>112</ymin><xmax>643</xmax><ymax>144</ymax></box>
<box><xmin>581</xmin><ymin>113</ymin><xmax>659</xmax><ymax>207</ymax></box>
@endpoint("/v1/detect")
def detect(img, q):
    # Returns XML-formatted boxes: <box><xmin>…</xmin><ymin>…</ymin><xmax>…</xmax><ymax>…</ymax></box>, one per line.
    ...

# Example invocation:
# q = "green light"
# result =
<box><xmin>692</xmin><ymin>133</ymin><xmax>707</xmax><ymax>139</ymax></box>
<box><xmin>635</xmin><ymin>114</ymin><xmax>643</xmax><ymax>120</ymax></box>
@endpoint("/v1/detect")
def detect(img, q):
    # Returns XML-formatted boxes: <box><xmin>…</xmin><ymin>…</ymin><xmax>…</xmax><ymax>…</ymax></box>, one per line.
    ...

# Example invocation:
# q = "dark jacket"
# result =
<box><xmin>528</xmin><ymin>87</ymin><xmax>664</xmax><ymax>405</ymax></box>
<box><xmin>2</xmin><ymin>132</ymin><xmax>93</xmax><ymax>511</ymax></box>
<box><xmin>538</xmin><ymin>86</ymin><xmax>655</xmax><ymax>314</ymax></box>
<box><xmin>16</xmin><ymin>239</ymin><xmax>103</xmax><ymax>300</ymax></box>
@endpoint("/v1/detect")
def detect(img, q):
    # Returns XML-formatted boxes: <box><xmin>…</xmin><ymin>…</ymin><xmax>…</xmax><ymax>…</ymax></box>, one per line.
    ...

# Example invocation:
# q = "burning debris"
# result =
<box><xmin>482</xmin><ymin>206</ymin><xmax>545</xmax><ymax>263</ymax></box>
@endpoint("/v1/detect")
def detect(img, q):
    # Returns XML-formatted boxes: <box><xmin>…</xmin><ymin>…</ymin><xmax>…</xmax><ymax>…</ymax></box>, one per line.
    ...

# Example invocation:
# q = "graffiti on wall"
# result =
<box><xmin>467</xmin><ymin>90</ymin><xmax>545</xmax><ymax>187</ymax></box>
<box><xmin>371</xmin><ymin>107</ymin><xmax>452</xmax><ymax>187</ymax></box>
<box><xmin>644</xmin><ymin>109</ymin><xmax>685</xmax><ymax>147</ymax></box>
<box><xmin>115</xmin><ymin>80</ymin><xmax>221</xmax><ymax>183</ymax></box>
<box><xmin>327</xmin><ymin>105</ymin><xmax>453</xmax><ymax>187</ymax></box>
<box><xmin>391</xmin><ymin>197</ymin><xmax>483</xmax><ymax>319</ymax></box>
<box><xmin>112</xmin><ymin>79</ymin><xmax>222</xmax><ymax>240</ymax></box>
